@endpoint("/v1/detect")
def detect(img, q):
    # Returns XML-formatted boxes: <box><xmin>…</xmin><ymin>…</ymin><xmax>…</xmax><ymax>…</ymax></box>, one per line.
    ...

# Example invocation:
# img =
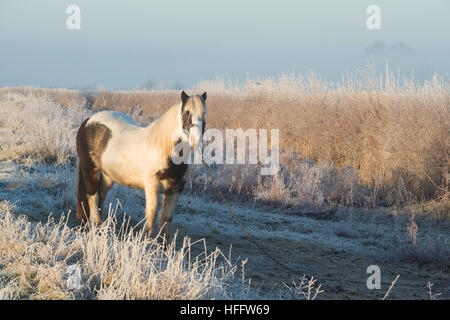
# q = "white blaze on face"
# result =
<box><xmin>189</xmin><ymin>120</ymin><xmax>202</xmax><ymax>147</ymax></box>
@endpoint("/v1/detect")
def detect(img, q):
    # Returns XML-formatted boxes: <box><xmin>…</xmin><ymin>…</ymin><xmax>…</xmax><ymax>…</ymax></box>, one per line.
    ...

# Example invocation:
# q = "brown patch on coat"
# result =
<box><xmin>76</xmin><ymin>118</ymin><xmax>112</xmax><ymax>221</ymax></box>
<box><xmin>156</xmin><ymin>157</ymin><xmax>187</xmax><ymax>195</ymax></box>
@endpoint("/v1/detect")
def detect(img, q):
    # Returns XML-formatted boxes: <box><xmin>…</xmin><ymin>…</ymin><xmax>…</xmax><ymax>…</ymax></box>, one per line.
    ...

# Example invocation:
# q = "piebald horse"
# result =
<box><xmin>76</xmin><ymin>91</ymin><xmax>207</xmax><ymax>243</ymax></box>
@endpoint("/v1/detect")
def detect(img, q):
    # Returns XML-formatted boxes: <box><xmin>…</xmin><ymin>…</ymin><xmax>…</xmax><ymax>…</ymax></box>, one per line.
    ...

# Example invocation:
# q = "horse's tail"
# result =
<box><xmin>76</xmin><ymin>164</ymin><xmax>89</xmax><ymax>222</ymax></box>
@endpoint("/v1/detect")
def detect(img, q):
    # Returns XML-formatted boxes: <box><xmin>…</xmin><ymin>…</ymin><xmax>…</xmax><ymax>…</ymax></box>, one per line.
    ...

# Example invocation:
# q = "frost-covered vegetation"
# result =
<box><xmin>0</xmin><ymin>200</ymin><xmax>256</xmax><ymax>300</ymax></box>
<box><xmin>0</xmin><ymin>68</ymin><xmax>448</xmax><ymax>299</ymax></box>
<box><xmin>2</xmin><ymin>67</ymin><xmax>448</xmax><ymax>209</ymax></box>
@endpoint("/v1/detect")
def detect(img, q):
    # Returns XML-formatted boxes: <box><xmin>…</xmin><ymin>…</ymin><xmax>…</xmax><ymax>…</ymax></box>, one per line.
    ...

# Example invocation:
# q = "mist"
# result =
<box><xmin>0</xmin><ymin>0</ymin><xmax>449</xmax><ymax>89</ymax></box>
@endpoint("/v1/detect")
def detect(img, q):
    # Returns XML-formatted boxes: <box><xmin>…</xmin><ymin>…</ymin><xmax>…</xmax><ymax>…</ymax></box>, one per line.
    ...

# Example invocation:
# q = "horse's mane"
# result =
<box><xmin>146</xmin><ymin>103</ymin><xmax>182</xmax><ymax>159</ymax></box>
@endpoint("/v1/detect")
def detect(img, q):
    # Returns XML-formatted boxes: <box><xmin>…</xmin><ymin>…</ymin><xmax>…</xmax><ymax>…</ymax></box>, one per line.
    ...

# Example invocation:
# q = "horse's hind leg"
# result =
<box><xmin>158</xmin><ymin>192</ymin><xmax>180</xmax><ymax>245</ymax></box>
<box><xmin>77</xmin><ymin>118</ymin><xmax>112</xmax><ymax>226</ymax></box>
<box><xmin>84</xmin><ymin>169</ymin><xmax>102</xmax><ymax>226</ymax></box>
<box><xmin>98</xmin><ymin>173</ymin><xmax>114</xmax><ymax>220</ymax></box>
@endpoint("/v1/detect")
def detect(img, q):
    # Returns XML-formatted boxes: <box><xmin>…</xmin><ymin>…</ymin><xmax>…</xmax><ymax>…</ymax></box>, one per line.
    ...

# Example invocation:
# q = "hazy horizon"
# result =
<box><xmin>1</xmin><ymin>0</ymin><xmax>449</xmax><ymax>90</ymax></box>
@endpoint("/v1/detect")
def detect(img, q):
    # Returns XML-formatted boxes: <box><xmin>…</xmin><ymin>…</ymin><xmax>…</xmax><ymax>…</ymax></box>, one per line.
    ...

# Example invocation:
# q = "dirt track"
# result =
<box><xmin>171</xmin><ymin>196</ymin><xmax>450</xmax><ymax>299</ymax></box>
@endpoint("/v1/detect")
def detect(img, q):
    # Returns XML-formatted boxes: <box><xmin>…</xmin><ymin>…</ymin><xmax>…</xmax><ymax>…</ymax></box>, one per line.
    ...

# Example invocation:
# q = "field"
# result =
<box><xmin>0</xmin><ymin>69</ymin><xmax>449</xmax><ymax>299</ymax></box>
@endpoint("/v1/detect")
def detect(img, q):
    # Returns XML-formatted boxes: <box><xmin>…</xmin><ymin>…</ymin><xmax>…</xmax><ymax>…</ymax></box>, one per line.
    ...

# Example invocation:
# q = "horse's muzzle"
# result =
<box><xmin>189</xmin><ymin>123</ymin><xmax>202</xmax><ymax>147</ymax></box>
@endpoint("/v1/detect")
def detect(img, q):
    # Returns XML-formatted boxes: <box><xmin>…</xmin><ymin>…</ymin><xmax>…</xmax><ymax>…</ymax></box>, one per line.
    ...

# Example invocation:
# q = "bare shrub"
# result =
<box><xmin>426</xmin><ymin>282</ymin><xmax>442</xmax><ymax>300</ymax></box>
<box><xmin>185</xmin><ymin>151</ymin><xmax>365</xmax><ymax>209</ymax></box>
<box><xmin>0</xmin><ymin>94</ymin><xmax>91</xmax><ymax>164</ymax></box>
<box><xmin>283</xmin><ymin>276</ymin><xmax>324</xmax><ymax>300</ymax></box>
<box><xmin>396</xmin><ymin>215</ymin><xmax>449</xmax><ymax>267</ymax></box>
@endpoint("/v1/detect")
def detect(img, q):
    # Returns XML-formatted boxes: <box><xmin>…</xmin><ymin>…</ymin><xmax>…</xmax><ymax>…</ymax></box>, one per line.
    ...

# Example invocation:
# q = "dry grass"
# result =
<box><xmin>196</xmin><ymin>70</ymin><xmax>449</xmax><ymax>207</ymax></box>
<box><xmin>0</xmin><ymin>86</ymin><xmax>90</xmax><ymax>107</ymax></box>
<box><xmin>1</xmin><ymin>66</ymin><xmax>448</xmax><ymax>208</ymax></box>
<box><xmin>0</xmin><ymin>200</ymin><xmax>252</xmax><ymax>300</ymax></box>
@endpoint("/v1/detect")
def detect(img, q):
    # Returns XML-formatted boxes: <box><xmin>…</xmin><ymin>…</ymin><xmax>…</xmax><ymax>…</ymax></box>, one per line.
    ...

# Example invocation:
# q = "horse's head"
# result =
<box><xmin>180</xmin><ymin>90</ymin><xmax>207</xmax><ymax>148</ymax></box>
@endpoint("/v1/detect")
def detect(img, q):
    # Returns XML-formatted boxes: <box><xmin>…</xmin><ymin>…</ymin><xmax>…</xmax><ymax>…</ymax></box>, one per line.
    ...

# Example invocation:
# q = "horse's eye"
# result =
<box><xmin>182</xmin><ymin>111</ymin><xmax>192</xmax><ymax>130</ymax></box>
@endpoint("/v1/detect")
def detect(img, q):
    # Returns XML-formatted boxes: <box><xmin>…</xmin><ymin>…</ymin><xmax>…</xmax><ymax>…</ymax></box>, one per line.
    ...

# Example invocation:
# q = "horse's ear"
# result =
<box><xmin>201</xmin><ymin>92</ymin><xmax>207</xmax><ymax>101</ymax></box>
<box><xmin>181</xmin><ymin>91</ymin><xmax>189</xmax><ymax>105</ymax></box>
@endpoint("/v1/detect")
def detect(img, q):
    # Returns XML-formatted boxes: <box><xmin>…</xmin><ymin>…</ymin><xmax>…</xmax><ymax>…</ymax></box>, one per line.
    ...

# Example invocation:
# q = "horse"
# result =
<box><xmin>76</xmin><ymin>91</ymin><xmax>207</xmax><ymax>243</ymax></box>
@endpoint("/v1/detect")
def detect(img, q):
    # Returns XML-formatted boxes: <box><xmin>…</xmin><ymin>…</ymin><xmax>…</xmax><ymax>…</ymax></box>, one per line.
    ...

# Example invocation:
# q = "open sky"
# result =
<box><xmin>0</xmin><ymin>0</ymin><xmax>449</xmax><ymax>89</ymax></box>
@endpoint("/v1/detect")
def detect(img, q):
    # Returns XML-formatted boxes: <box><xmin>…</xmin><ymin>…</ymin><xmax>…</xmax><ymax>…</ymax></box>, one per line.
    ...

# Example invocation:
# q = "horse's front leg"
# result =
<box><xmin>158</xmin><ymin>191</ymin><xmax>180</xmax><ymax>245</ymax></box>
<box><xmin>98</xmin><ymin>173</ymin><xmax>114</xmax><ymax>220</ymax></box>
<box><xmin>144</xmin><ymin>180</ymin><xmax>159</xmax><ymax>237</ymax></box>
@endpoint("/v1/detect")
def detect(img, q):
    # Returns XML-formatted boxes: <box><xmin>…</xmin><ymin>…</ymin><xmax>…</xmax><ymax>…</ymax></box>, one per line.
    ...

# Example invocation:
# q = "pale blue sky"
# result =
<box><xmin>0</xmin><ymin>0</ymin><xmax>449</xmax><ymax>89</ymax></box>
